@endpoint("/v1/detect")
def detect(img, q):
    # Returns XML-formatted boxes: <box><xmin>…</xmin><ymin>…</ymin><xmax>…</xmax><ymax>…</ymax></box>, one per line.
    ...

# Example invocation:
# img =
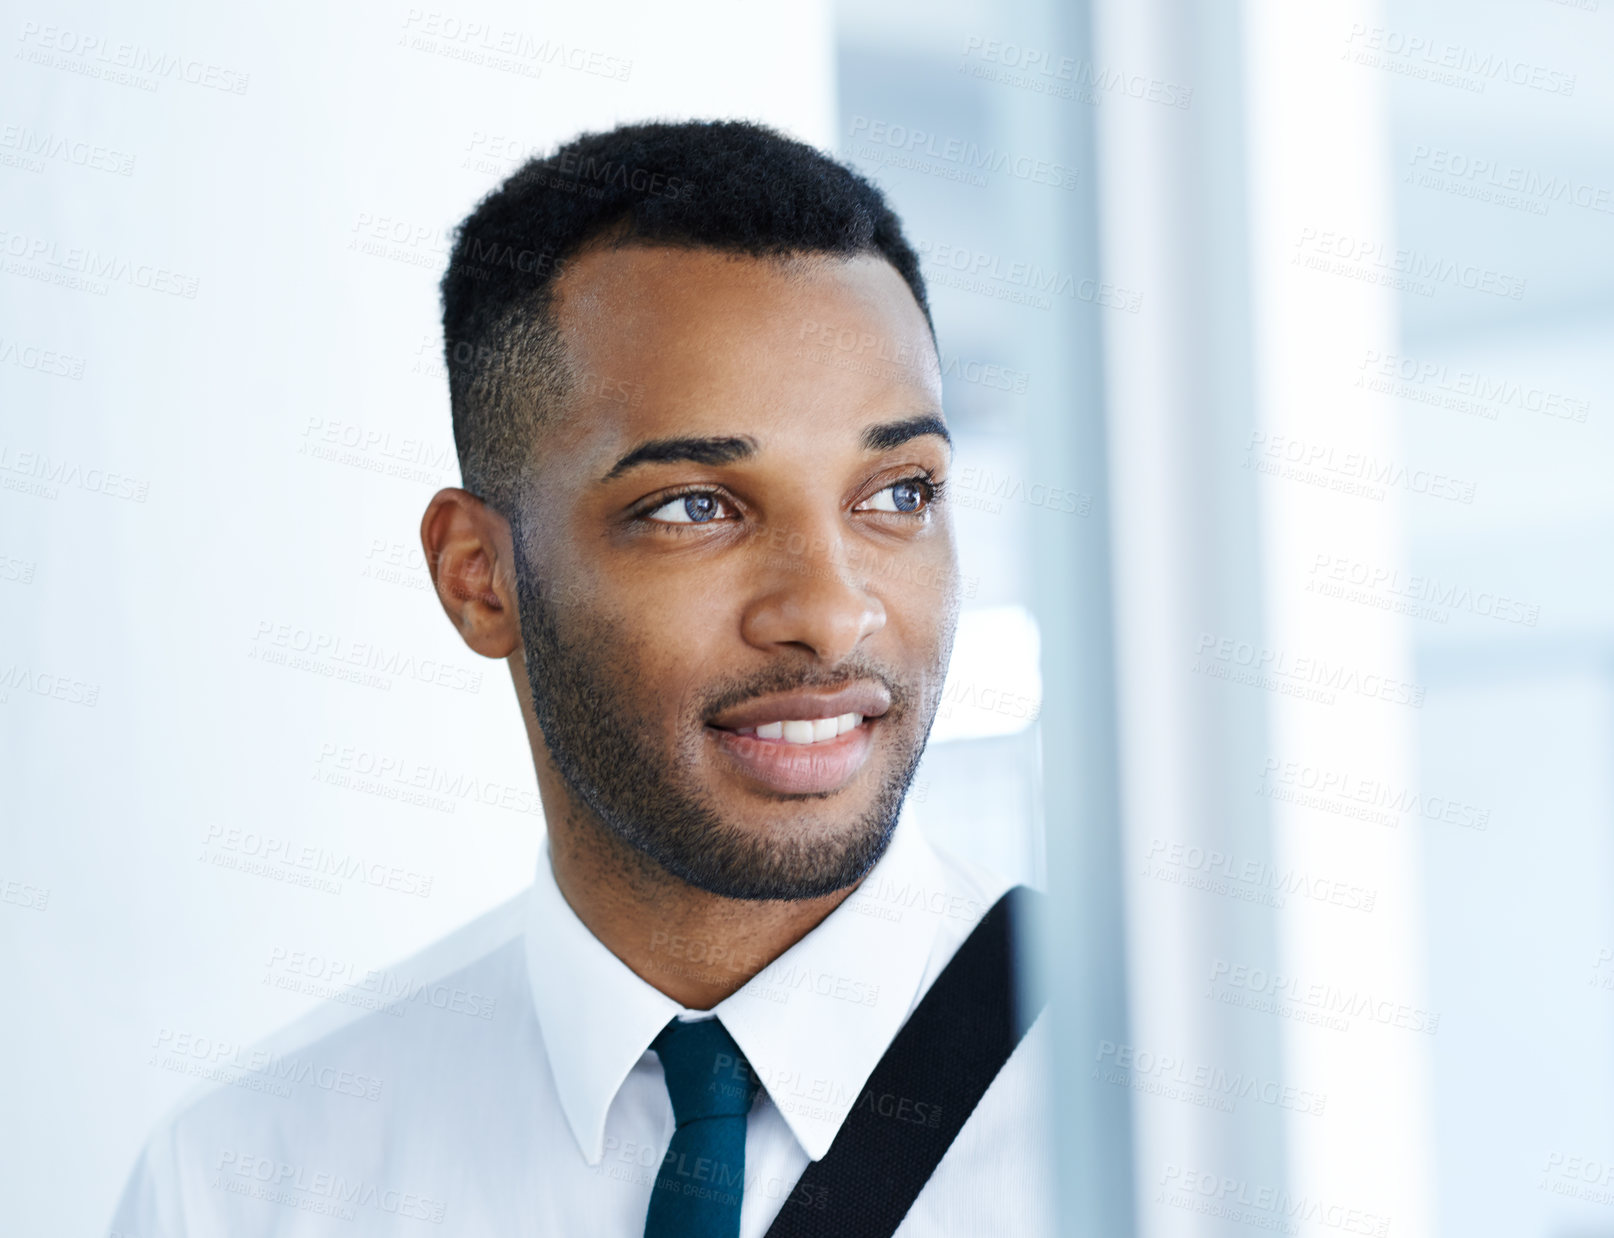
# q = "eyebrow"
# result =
<box><xmin>860</xmin><ymin>414</ymin><xmax>952</xmax><ymax>455</ymax></box>
<box><xmin>599</xmin><ymin>434</ymin><xmax>759</xmax><ymax>482</ymax></box>
<box><xmin>598</xmin><ymin>415</ymin><xmax>952</xmax><ymax>484</ymax></box>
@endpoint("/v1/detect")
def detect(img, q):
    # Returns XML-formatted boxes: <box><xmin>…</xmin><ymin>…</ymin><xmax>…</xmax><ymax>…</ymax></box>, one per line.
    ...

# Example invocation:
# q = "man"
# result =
<box><xmin>113</xmin><ymin>119</ymin><xmax>1053</xmax><ymax>1237</ymax></box>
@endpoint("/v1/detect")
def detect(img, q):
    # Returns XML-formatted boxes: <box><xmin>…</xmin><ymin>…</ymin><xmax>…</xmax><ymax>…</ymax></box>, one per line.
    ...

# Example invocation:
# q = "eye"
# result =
<box><xmin>858</xmin><ymin>477</ymin><xmax>938</xmax><ymax>515</ymax></box>
<box><xmin>644</xmin><ymin>490</ymin><xmax>733</xmax><ymax>525</ymax></box>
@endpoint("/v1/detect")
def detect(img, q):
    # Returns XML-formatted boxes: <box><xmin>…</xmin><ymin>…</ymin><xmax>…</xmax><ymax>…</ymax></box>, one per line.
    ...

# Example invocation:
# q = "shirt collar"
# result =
<box><xmin>524</xmin><ymin>844</ymin><xmax>681</xmax><ymax>1167</ymax></box>
<box><xmin>524</xmin><ymin>815</ymin><xmax>947</xmax><ymax>1165</ymax></box>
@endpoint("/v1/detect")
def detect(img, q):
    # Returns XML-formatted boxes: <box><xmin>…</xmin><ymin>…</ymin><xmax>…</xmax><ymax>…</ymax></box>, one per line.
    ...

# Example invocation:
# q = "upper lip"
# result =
<box><xmin>707</xmin><ymin>684</ymin><xmax>892</xmax><ymax>731</ymax></box>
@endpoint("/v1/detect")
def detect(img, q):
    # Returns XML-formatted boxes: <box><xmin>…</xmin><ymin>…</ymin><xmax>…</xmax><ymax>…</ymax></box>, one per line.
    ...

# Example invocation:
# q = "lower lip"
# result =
<box><xmin>706</xmin><ymin>721</ymin><xmax>877</xmax><ymax>795</ymax></box>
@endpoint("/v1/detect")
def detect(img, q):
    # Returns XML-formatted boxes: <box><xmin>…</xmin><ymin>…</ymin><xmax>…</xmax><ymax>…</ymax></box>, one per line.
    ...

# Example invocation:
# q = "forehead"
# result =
<box><xmin>540</xmin><ymin>245</ymin><xmax>943</xmax><ymax>471</ymax></box>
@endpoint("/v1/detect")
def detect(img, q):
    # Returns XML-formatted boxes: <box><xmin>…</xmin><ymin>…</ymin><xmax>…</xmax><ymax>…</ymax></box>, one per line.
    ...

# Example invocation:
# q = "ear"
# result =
<box><xmin>420</xmin><ymin>488</ymin><xmax>521</xmax><ymax>658</ymax></box>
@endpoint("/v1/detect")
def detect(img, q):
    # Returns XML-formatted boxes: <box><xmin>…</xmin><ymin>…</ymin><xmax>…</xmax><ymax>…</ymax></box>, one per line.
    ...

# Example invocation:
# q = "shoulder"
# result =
<box><xmin>891</xmin><ymin>829</ymin><xmax>1023</xmax><ymax>969</ymax></box>
<box><xmin>111</xmin><ymin>895</ymin><xmax>541</xmax><ymax>1236</ymax></box>
<box><xmin>927</xmin><ymin>838</ymin><xmax>1018</xmax><ymax>917</ymax></box>
<box><xmin>884</xmin><ymin>834</ymin><xmax>1055</xmax><ymax>1234</ymax></box>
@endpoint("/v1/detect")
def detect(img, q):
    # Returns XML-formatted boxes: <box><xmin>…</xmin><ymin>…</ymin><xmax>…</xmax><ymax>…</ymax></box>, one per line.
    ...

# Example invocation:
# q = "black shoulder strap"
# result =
<box><xmin>763</xmin><ymin>884</ymin><xmax>1046</xmax><ymax>1238</ymax></box>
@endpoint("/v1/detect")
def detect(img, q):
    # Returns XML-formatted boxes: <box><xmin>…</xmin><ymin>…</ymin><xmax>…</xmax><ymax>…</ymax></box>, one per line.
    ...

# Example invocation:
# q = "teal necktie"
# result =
<box><xmin>644</xmin><ymin>1017</ymin><xmax>761</xmax><ymax>1238</ymax></box>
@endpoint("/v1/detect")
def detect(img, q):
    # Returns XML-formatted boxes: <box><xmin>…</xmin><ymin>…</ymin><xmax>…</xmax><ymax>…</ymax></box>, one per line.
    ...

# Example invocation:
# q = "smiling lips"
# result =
<box><xmin>706</xmin><ymin>685</ymin><xmax>890</xmax><ymax>793</ymax></box>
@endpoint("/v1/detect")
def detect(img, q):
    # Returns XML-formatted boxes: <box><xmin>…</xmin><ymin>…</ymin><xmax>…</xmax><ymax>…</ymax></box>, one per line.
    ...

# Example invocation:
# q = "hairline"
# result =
<box><xmin>457</xmin><ymin>238</ymin><xmax>939</xmax><ymax>512</ymax></box>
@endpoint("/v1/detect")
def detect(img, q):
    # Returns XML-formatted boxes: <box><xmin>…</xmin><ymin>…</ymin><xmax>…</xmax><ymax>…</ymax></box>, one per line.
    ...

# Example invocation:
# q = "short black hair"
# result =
<box><xmin>439</xmin><ymin>118</ymin><xmax>933</xmax><ymax>516</ymax></box>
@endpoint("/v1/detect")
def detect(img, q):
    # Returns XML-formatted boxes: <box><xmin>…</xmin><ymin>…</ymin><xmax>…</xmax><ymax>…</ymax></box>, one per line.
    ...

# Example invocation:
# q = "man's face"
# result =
<box><xmin>513</xmin><ymin>246</ymin><xmax>958</xmax><ymax>900</ymax></box>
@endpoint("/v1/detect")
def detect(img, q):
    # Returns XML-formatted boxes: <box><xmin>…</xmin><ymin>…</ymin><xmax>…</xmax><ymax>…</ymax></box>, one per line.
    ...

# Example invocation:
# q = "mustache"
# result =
<box><xmin>695</xmin><ymin>658</ymin><xmax>913</xmax><ymax>724</ymax></box>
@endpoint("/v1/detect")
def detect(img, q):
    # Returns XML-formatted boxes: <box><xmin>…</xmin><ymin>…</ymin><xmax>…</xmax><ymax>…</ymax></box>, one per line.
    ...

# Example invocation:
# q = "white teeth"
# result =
<box><xmin>739</xmin><ymin>714</ymin><xmax>865</xmax><ymax>745</ymax></box>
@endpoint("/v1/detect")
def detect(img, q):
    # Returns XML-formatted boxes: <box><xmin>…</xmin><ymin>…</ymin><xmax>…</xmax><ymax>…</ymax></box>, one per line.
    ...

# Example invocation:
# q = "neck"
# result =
<box><xmin>508</xmin><ymin>654</ymin><xmax>859</xmax><ymax>1008</ymax></box>
<box><xmin>545</xmin><ymin>803</ymin><xmax>857</xmax><ymax>1009</ymax></box>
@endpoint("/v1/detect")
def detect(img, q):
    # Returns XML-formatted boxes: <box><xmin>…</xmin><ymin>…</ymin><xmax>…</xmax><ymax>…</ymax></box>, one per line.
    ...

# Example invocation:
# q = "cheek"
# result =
<box><xmin>881</xmin><ymin>555</ymin><xmax>958</xmax><ymax>659</ymax></box>
<box><xmin>868</xmin><ymin>618</ymin><xmax>945</xmax><ymax>725</ymax></box>
<box><xmin>628</xmin><ymin>622</ymin><xmax>738</xmax><ymax>734</ymax></box>
<box><xmin>558</xmin><ymin>564</ymin><xmax>737</xmax><ymax>723</ymax></box>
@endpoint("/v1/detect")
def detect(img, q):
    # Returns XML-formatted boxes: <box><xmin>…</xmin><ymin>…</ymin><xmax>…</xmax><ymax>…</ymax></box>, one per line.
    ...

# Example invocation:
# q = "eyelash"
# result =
<box><xmin>637</xmin><ymin>471</ymin><xmax>947</xmax><ymax>529</ymax></box>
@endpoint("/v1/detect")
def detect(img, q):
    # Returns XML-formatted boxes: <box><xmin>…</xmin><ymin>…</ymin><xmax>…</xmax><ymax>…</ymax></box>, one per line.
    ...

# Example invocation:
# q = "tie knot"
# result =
<box><xmin>651</xmin><ymin>1018</ymin><xmax>760</xmax><ymax>1126</ymax></box>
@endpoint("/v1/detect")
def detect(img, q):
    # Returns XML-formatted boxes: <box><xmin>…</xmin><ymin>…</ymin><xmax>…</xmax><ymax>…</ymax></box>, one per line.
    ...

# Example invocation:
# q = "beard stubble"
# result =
<box><xmin>512</xmin><ymin>545</ymin><xmax>939</xmax><ymax>900</ymax></box>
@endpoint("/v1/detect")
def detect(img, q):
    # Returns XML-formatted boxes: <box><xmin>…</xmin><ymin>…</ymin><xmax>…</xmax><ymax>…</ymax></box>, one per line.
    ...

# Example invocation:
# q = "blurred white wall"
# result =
<box><xmin>1094</xmin><ymin>2</ymin><xmax>1614</xmax><ymax>1235</ymax></box>
<box><xmin>838</xmin><ymin>3</ymin><xmax>1614</xmax><ymax>1237</ymax></box>
<box><xmin>1385</xmin><ymin>3</ymin><xmax>1614</xmax><ymax>1235</ymax></box>
<box><xmin>0</xmin><ymin>2</ymin><xmax>835</xmax><ymax>1231</ymax></box>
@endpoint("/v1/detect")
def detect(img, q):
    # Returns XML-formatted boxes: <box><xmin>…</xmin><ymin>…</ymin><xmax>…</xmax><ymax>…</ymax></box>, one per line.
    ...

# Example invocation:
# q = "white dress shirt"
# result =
<box><xmin>112</xmin><ymin>816</ymin><xmax>1055</xmax><ymax>1236</ymax></box>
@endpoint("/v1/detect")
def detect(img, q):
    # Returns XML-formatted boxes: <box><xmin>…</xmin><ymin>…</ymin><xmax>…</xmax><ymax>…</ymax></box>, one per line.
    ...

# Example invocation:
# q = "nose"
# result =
<box><xmin>739</xmin><ymin>531</ymin><xmax>887</xmax><ymax>664</ymax></box>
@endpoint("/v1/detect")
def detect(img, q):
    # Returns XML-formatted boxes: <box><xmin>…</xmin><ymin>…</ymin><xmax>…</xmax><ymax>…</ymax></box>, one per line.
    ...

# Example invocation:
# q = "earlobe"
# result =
<box><xmin>421</xmin><ymin>488</ymin><xmax>523</xmax><ymax>659</ymax></box>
